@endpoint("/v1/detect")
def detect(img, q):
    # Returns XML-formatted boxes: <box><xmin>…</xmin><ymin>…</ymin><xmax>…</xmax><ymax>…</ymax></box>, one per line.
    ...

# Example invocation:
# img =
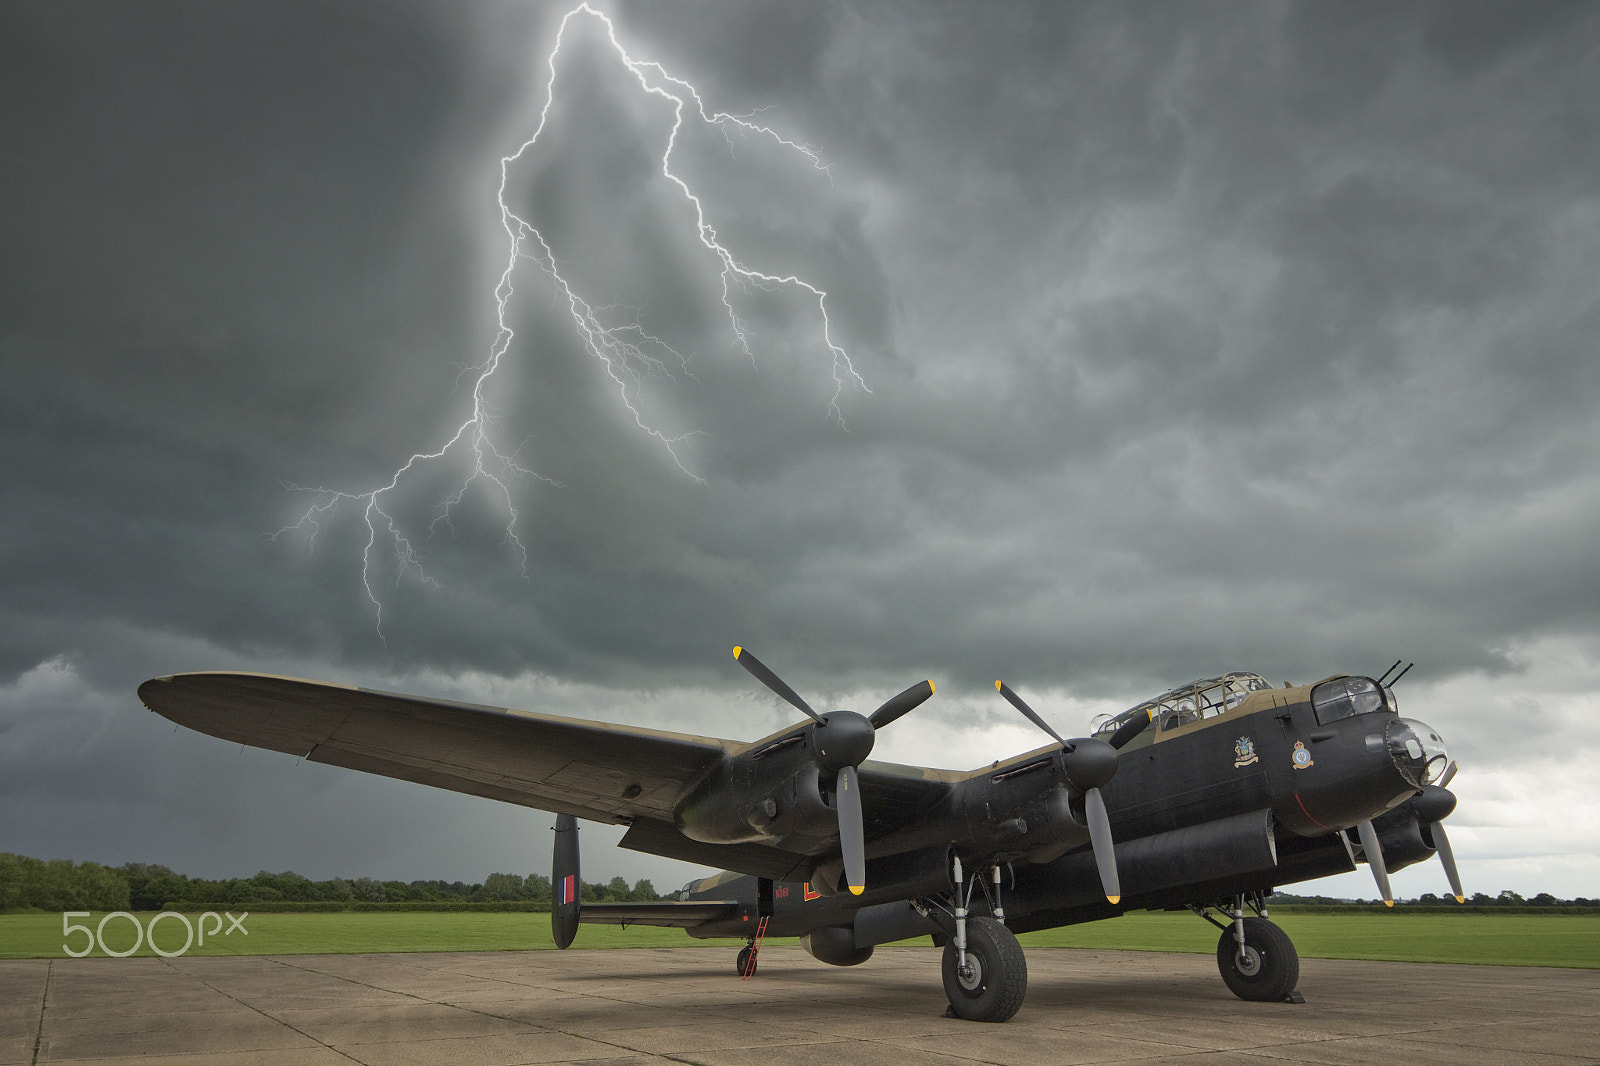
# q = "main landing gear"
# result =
<box><xmin>942</xmin><ymin>916</ymin><xmax>1027</xmax><ymax>1023</ymax></box>
<box><xmin>1191</xmin><ymin>892</ymin><xmax>1302</xmax><ymax>1003</ymax></box>
<box><xmin>918</xmin><ymin>854</ymin><xmax>1028</xmax><ymax>1022</ymax></box>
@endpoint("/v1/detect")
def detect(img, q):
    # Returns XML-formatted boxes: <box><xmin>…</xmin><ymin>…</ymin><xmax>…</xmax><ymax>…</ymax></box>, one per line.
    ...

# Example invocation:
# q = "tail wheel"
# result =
<box><xmin>1216</xmin><ymin>916</ymin><xmax>1299</xmax><ymax>1002</ymax></box>
<box><xmin>941</xmin><ymin>917</ymin><xmax>1027</xmax><ymax>1022</ymax></box>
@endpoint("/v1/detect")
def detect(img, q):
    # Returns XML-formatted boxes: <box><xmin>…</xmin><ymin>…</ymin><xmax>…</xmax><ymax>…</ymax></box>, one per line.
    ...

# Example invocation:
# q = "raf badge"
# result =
<box><xmin>1233</xmin><ymin>736</ymin><xmax>1259</xmax><ymax>768</ymax></box>
<box><xmin>1291</xmin><ymin>740</ymin><xmax>1314</xmax><ymax>770</ymax></box>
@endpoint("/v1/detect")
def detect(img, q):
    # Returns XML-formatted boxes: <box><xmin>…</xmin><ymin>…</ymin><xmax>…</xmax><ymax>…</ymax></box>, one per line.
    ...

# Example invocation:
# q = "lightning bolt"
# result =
<box><xmin>272</xmin><ymin>2</ymin><xmax>866</xmax><ymax>640</ymax></box>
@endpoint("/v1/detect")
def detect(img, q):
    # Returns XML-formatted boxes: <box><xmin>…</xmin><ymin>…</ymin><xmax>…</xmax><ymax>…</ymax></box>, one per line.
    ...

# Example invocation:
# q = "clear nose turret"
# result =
<box><xmin>1386</xmin><ymin>718</ymin><xmax>1450</xmax><ymax>788</ymax></box>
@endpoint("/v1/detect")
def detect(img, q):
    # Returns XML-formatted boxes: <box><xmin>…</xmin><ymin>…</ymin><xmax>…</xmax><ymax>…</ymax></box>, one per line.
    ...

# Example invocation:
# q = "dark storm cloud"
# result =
<box><xmin>4</xmin><ymin>1</ymin><xmax>1597</xmax><ymax>891</ymax></box>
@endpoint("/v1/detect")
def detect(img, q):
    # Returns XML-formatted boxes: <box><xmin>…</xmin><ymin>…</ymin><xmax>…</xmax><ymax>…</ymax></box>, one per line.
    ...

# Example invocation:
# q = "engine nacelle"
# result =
<box><xmin>674</xmin><ymin>743</ymin><xmax>835</xmax><ymax>846</ymax></box>
<box><xmin>800</xmin><ymin>925</ymin><xmax>874</xmax><ymax>967</ymax></box>
<box><xmin>956</xmin><ymin>777</ymin><xmax>1086</xmax><ymax>863</ymax></box>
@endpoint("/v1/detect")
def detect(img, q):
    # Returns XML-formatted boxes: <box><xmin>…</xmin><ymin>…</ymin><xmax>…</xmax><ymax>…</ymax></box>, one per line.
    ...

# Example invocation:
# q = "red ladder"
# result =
<box><xmin>740</xmin><ymin>916</ymin><xmax>769</xmax><ymax>980</ymax></box>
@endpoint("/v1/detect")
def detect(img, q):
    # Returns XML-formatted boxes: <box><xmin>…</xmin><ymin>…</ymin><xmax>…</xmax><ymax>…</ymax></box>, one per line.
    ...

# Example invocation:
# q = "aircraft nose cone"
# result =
<box><xmin>1387</xmin><ymin>718</ymin><xmax>1450</xmax><ymax>788</ymax></box>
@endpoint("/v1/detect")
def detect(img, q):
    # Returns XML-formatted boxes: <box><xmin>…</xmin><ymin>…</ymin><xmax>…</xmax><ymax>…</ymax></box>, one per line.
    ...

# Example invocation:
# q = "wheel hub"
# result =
<box><xmin>956</xmin><ymin>955</ymin><xmax>984</xmax><ymax>991</ymax></box>
<box><xmin>1234</xmin><ymin>945</ymin><xmax>1262</xmax><ymax>977</ymax></box>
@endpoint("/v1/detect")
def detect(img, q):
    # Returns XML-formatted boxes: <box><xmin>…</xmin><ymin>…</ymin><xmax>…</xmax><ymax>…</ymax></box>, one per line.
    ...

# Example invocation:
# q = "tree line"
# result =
<box><xmin>8</xmin><ymin>853</ymin><xmax>1593</xmax><ymax>913</ymax></box>
<box><xmin>0</xmin><ymin>853</ymin><xmax>671</xmax><ymax>911</ymax></box>
<box><xmin>1273</xmin><ymin>889</ymin><xmax>1599</xmax><ymax>907</ymax></box>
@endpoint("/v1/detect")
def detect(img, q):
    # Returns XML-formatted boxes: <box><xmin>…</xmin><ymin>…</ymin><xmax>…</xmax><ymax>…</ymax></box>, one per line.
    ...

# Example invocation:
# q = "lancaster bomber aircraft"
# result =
<box><xmin>139</xmin><ymin>651</ymin><xmax>1462</xmax><ymax>1022</ymax></box>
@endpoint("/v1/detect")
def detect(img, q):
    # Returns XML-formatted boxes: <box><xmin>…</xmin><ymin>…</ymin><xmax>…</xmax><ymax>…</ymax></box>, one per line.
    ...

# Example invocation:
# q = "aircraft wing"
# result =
<box><xmin>137</xmin><ymin>671</ymin><xmax>954</xmax><ymax>883</ymax></box>
<box><xmin>137</xmin><ymin>672</ymin><xmax>736</xmax><ymax>827</ymax></box>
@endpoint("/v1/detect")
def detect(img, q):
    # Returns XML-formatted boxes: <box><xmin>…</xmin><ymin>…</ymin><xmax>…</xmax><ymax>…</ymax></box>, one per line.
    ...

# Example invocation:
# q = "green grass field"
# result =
<box><xmin>1015</xmin><ymin>910</ymin><xmax>1600</xmax><ymax>969</ymax></box>
<box><xmin>3</xmin><ymin>909</ymin><xmax>1595</xmax><ymax>966</ymax></box>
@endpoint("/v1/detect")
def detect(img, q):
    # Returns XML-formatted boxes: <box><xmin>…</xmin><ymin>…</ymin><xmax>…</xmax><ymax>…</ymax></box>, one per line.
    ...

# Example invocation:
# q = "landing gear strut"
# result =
<box><xmin>1192</xmin><ymin>893</ymin><xmax>1301</xmax><ymax>1002</ymax></box>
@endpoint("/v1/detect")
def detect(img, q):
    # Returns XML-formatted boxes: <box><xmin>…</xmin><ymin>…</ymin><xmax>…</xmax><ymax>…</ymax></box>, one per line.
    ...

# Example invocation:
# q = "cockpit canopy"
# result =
<box><xmin>1310</xmin><ymin>675</ymin><xmax>1391</xmax><ymax>723</ymax></box>
<box><xmin>1093</xmin><ymin>672</ymin><xmax>1276</xmax><ymax>742</ymax></box>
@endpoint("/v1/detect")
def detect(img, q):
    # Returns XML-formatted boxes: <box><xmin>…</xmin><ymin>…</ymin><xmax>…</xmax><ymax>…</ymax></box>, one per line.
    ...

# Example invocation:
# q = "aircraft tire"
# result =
<box><xmin>736</xmin><ymin>945</ymin><xmax>757</xmax><ymax>977</ymax></box>
<box><xmin>941</xmin><ymin>917</ymin><xmax>1027</xmax><ymax>1022</ymax></box>
<box><xmin>1216</xmin><ymin>917</ymin><xmax>1299</xmax><ymax>1002</ymax></box>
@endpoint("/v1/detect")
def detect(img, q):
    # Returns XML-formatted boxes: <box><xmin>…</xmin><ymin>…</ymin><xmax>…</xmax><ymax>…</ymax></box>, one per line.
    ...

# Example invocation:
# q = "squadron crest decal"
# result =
<box><xmin>1291</xmin><ymin>740</ymin><xmax>1314</xmax><ymax>769</ymax></box>
<box><xmin>1233</xmin><ymin>736</ymin><xmax>1259</xmax><ymax>768</ymax></box>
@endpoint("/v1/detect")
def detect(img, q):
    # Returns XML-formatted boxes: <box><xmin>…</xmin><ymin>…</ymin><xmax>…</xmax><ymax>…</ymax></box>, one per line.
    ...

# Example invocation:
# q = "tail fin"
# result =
<box><xmin>552</xmin><ymin>813</ymin><xmax>581</xmax><ymax>948</ymax></box>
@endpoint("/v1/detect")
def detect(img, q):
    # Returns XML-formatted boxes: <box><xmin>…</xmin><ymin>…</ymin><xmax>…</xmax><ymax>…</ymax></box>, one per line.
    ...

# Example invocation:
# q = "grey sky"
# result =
<box><xmin>2</xmin><ymin>0</ymin><xmax>1597</xmax><ymax>900</ymax></box>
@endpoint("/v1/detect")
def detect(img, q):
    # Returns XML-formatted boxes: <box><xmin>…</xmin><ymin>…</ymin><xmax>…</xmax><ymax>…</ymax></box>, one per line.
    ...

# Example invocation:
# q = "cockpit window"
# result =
<box><xmin>1094</xmin><ymin>672</ymin><xmax>1272</xmax><ymax>740</ymax></box>
<box><xmin>1155</xmin><ymin>674</ymin><xmax>1273</xmax><ymax>731</ymax></box>
<box><xmin>1311</xmin><ymin>676</ymin><xmax>1386</xmax><ymax>724</ymax></box>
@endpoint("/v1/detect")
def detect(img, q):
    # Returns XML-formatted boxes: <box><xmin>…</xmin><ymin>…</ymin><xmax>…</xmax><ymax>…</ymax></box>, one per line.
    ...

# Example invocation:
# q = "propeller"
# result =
<box><xmin>1354</xmin><ymin>819</ymin><xmax>1394</xmax><ymax>907</ymax></box>
<box><xmin>1431</xmin><ymin>820</ymin><xmax>1465</xmax><ymax>904</ymax></box>
<box><xmin>869</xmin><ymin>678</ymin><xmax>937</xmax><ymax>729</ymax></box>
<box><xmin>995</xmin><ymin>680</ymin><xmax>1122</xmax><ymax>904</ymax></box>
<box><xmin>1356</xmin><ymin>772</ymin><xmax>1464</xmax><ymax>907</ymax></box>
<box><xmin>835</xmin><ymin>764</ymin><xmax>864</xmax><ymax>894</ymax></box>
<box><xmin>734</xmin><ymin>646</ymin><xmax>822</xmax><ymax>722</ymax></box>
<box><xmin>733</xmin><ymin>647</ymin><xmax>935</xmax><ymax>895</ymax></box>
<box><xmin>995</xmin><ymin>680</ymin><xmax>1069</xmax><ymax>748</ymax></box>
<box><xmin>1083</xmin><ymin>786</ymin><xmax>1119</xmax><ymax>905</ymax></box>
<box><xmin>1415</xmin><ymin>774</ymin><xmax>1465</xmax><ymax>903</ymax></box>
<box><xmin>1105</xmin><ymin>708</ymin><xmax>1155</xmax><ymax>751</ymax></box>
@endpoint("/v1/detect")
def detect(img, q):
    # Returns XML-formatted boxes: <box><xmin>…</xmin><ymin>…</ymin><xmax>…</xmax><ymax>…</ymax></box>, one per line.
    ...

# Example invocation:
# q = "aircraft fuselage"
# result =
<box><xmin>675</xmin><ymin>675</ymin><xmax>1449</xmax><ymax>947</ymax></box>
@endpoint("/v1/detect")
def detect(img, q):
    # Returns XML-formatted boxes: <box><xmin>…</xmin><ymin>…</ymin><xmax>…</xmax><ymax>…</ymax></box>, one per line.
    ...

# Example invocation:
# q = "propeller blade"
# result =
<box><xmin>1107</xmin><ymin>709</ymin><xmax>1154</xmax><ymax>750</ymax></box>
<box><xmin>734</xmin><ymin>646</ymin><xmax>821</xmax><ymax>722</ymax></box>
<box><xmin>868</xmin><ymin>679</ymin><xmax>935</xmax><ymax>730</ymax></box>
<box><xmin>995</xmin><ymin>680</ymin><xmax>1069</xmax><ymax>748</ymax></box>
<box><xmin>836</xmin><ymin>765</ymin><xmax>866</xmax><ymax>895</ymax></box>
<box><xmin>1085</xmin><ymin>787</ymin><xmax>1120</xmax><ymax>904</ymax></box>
<box><xmin>1430</xmin><ymin>821</ymin><xmax>1465</xmax><ymax>903</ymax></box>
<box><xmin>1440</xmin><ymin>759</ymin><xmax>1459</xmax><ymax>788</ymax></box>
<box><xmin>1355</xmin><ymin>820</ymin><xmax>1394</xmax><ymax>907</ymax></box>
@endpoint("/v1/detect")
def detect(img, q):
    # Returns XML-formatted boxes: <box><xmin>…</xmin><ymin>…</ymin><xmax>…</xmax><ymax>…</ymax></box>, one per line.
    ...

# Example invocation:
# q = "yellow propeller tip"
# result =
<box><xmin>1455</xmin><ymin>896</ymin><xmax>1466</xmax><ymax>904</ymax></box>
<box><xmin>1384</xmin><ymin>900</ymin><xmax>1395</xmax><ymax>908</ymax></box>
<box><xmin>732</xmin><ymin>646</ymin><xmax>743</xmax><ymax>658</ymax></box>
<box><xmin>1106</xmin><ymin>896</ymin><xmax>1121</xmax><ymax>905</ymax></box>
<box><xmin>994</xmin><ymin>680</ymin><xmax>1002</xmax><ymax>691</ymax></box>
<box><xmin>849</xmin><ymin>885</ymin><xmax>864</xmax><ymax>895</ymax></box>
<box><xmin>928</xmin><ymin>680</ymin><xmax>936</xmax><ymax>694</ymax></box>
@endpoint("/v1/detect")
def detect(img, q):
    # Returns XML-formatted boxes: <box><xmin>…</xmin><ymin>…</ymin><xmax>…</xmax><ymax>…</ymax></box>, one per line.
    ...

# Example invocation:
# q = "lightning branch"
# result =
<box><xmin>272</xmin><ymin>2</ymin><xmax>865</xmax><ymax>640</ymax></box>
